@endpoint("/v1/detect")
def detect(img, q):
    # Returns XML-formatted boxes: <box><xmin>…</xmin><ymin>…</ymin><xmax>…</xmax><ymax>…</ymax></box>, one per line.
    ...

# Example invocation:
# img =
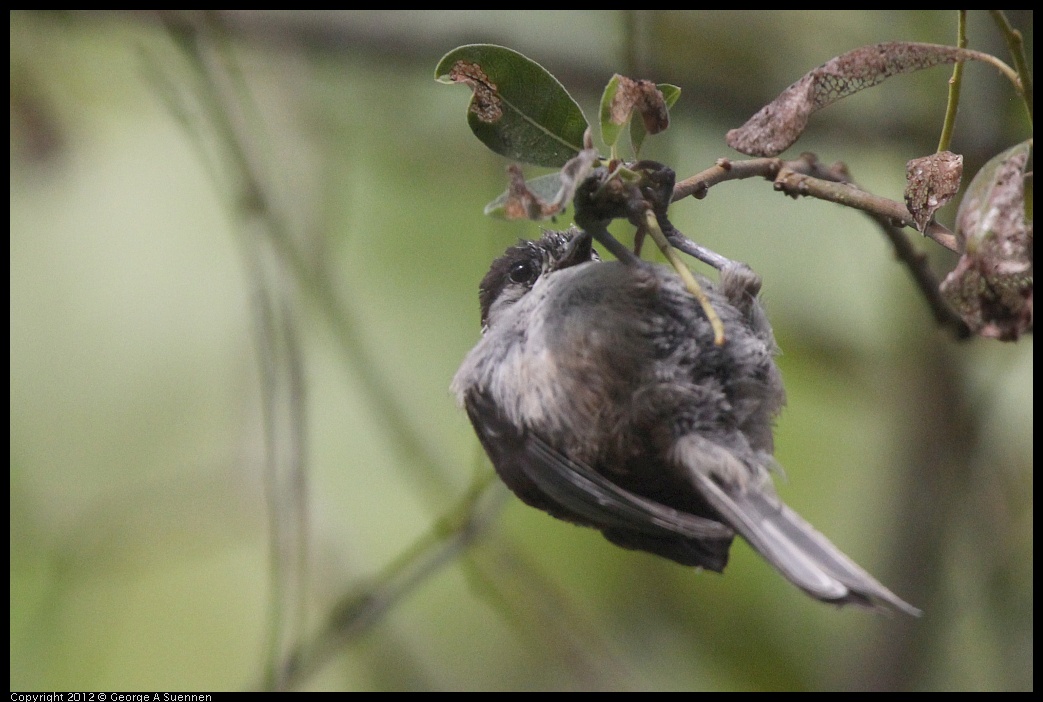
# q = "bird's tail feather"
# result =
<box><xmin>690</xmin><ymin>471</ymin><xmax>921</xmax><ymax>616</ymax></box>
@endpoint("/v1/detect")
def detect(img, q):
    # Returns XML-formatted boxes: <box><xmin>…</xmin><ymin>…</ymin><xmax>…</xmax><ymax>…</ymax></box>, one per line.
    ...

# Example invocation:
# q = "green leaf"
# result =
<box><xmin>598</xmin><ymin>74</ymin><xmax>625</xmax><ymax>151</ymax></box>
<box><xmin>631</xmin><ymin>84</ymin><xmax>680</xmax><ymax>156</ymax></box>
<box><xmin>435</xmin><ymin>44</ymin><xmax>590</xmax><ymax>168</ymax></box>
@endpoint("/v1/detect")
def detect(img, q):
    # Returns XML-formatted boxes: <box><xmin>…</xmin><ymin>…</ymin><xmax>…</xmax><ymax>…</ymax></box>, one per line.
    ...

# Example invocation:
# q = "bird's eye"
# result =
<box><xmin>508</xmin><ymin>260</ymin><xmax>539</xmax><ymax>285</ymax></box>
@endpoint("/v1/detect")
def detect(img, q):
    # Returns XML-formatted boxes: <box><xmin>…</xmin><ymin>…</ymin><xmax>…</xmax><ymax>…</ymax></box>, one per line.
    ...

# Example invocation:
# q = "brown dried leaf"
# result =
<box><xmin>939</xmin><ymin>141</ymin><xmax>1033</xmax><ymax>341</ymax></box>
<box><xmin>609</xmin><ymin>76</ymin><xmax>670</xmax><ymax>135</ymax></box>
<box><xmin>905</xmin><ymin>151</ymin><xmax>963</xmax><ymax>232</ymax></box>
<box><xmin>500</xmin><ymin>149</ymin><xmax>599</xmax><ymax>221</ymax></box>
<box><xmin>727</xmin><ymin>43</ymin><xmax>980</xmax><ymax>157</ymax></box>
<box><xmin>501</xmin><ymin>165</ymin><xmax>543</xmax><ymax>220</ymax></box>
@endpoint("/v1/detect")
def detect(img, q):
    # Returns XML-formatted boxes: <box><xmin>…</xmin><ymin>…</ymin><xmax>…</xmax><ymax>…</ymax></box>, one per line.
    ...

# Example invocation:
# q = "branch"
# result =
<box><xmin>672</xmin><ymin>153</ymin><xmax>969</xmax><ymax>339</ymax></box>
<box><xmin>673</xmin><ymin>156</ymin><xmax>784</xmax><ymax>200</ymax></box>
<box><xmin>675</xmin><ymin>154</ymin><xmax>957</xmax><ymax>251</ymax></box>
<box><xmin>772</xmin><ymin>167</ymin><xmax>959</xmax><ymax>252</ymax></box>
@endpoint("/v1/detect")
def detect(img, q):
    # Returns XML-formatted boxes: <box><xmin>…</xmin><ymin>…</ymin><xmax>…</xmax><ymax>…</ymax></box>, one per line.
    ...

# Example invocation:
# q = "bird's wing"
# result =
<box><xmin>524</xmin><ymin>433</ymin><xmax>734</xmax><ymax>541</ymax></box>
<box><xmin>465</xmin><ymin>390</ymin><xmax>732</xmax><ymax>542</ymax></box>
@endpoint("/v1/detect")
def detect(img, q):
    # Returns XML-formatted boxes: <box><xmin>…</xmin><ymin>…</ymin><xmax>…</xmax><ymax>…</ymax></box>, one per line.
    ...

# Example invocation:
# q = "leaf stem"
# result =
<box><xmin>957</xmin><ymin>47</ymin><xmax>1021</xmax><ymax>93</ymax></box>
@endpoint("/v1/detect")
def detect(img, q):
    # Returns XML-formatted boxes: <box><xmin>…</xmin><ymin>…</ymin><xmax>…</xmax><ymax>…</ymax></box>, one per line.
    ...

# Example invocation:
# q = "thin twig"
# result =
<box><xmin>676</xmin><ymin>155</ymin><xmax>958</xmax><ymax>252</ymax></box>
<box><xmin>275</xmin><ymin>472</ymin><xmax>506</xmax><ymax>689</ymax></box>
<box><xmin>989</xmin><ymin>10</ymin><xmax>1034</xmax><ymax>124</ymax></box>
<box><xmin>772</xmin><ymin>167</ymin><xmax>959</xmax><ymax>252</ymax></box>
<box><xmin>673</xmin><ymin>157</ymin><xmax>783</xmax><ymax>201</ymax></box>
<box><xmin>937</xmin><ymin>11</ymin><xmax>967</xmax><ymax>153</ymax></box>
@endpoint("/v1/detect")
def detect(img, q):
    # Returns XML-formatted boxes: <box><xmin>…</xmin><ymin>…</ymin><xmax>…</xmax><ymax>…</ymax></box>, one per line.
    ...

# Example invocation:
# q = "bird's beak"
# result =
<box><xmin>552</xmin><ymin>230</ymin><xmax>594</xmax><ymax>271</ymax></box>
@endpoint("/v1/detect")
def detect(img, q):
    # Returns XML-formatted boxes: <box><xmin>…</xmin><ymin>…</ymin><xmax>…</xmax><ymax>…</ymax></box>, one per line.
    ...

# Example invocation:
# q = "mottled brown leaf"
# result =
<box><xmin>609</xmin><ymin>75</ymin><xmax>669</xmax><ymax>134</ymax></box>
<box><xmin>905</xmin><ymin>151</ymin><xmax>963</xmax><ymax>232</ymax></box>
<box><xmin>940</xmin><ymin>140</ymin><xmax>1033</xmax><ymax>341</ymax></box>
<box><xmin>727</xmin><ymin>43</ymin><xmax>983</xmax><ymax>157</ymax></box>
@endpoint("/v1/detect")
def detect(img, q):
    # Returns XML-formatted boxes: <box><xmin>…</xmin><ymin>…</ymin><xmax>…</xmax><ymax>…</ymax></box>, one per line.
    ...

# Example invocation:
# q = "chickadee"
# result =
<box><xmin>452</xmin><ymin>228</ymin><xmax>918</xmax><ymax>615</ymax></box>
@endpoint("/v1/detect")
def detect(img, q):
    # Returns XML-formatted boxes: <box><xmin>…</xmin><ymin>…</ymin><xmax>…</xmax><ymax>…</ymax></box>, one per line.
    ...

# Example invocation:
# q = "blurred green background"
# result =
<box><xmin>10</xmin><ymin>10</ymin><xmax>1032</xmax><ymax>691</ymax></box>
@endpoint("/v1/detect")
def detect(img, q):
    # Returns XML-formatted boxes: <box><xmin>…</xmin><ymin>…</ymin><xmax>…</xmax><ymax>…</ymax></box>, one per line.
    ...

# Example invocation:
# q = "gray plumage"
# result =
<box><xmin>453</xmin><ymin>229</ymin><xmax>918</xmax><ymax>615</ymax></box>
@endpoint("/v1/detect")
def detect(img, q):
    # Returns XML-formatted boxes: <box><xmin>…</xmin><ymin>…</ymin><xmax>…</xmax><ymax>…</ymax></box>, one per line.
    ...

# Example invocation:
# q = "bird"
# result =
<box><xmin>452</xmin><ymin>228</ymin><xmax>919</xmax><ymax>615</ymax></box>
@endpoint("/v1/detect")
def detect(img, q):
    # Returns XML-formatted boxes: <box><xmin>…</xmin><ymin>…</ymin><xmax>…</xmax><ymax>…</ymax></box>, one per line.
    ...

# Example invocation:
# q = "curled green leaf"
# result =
<box><xmin>435</xmin><ymin>44</ymin><xmax>590</xmax><ymax>168</ymax></box>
